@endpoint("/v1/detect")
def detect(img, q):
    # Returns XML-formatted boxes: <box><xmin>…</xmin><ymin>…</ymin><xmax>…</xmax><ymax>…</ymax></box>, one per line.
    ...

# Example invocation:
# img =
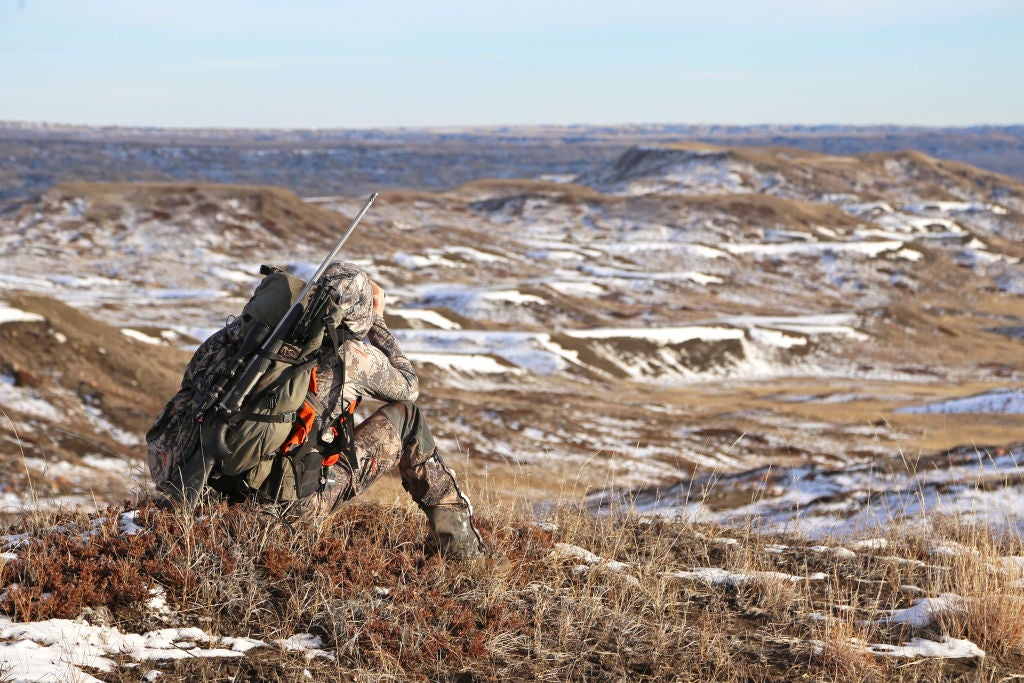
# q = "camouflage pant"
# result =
<box><xmin>296</xmin><ymin>400</ymin><xmax>471</xmax><ymax>520</ymax></box>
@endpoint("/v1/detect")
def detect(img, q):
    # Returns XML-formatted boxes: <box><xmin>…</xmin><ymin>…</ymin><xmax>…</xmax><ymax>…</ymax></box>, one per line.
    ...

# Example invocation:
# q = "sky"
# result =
<box><xmin>0</xmin><ymin>0</ymin><xmax>1022</xmax><ymax>129</ymax></box>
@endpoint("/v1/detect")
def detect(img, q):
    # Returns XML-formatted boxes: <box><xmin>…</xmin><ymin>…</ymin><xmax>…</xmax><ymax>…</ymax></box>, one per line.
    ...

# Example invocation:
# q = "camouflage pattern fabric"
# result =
<box><xmin>146</xmin><ymin>319</ymin><xmax>244</xmax><ymax>486</ymax></box>
<box><xmin>147</xmin><ymin>263</ymin><xmax>476</xmax><ymax>531</ymax></box>
<box><xmin>314</xmin><ymin>316</ymin><xmax>420</xmax><ymax>426</ymax></box>
<box><xmin>320</xmin><ymin>262</ymin><xmax>374</xmax><ymax>339</ymax></box>
<box><xmin>295</xmin><ymin>401</ymin><xmax>471</xmax><ymax>520</ymax></box>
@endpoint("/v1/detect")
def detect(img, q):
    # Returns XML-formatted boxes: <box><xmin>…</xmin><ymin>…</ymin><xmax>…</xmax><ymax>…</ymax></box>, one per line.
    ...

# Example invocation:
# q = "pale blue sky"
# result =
<box><xmin>1</xmin><ymin>0</ymin><xmax>1021</xmax><ymax>129</ymax></box>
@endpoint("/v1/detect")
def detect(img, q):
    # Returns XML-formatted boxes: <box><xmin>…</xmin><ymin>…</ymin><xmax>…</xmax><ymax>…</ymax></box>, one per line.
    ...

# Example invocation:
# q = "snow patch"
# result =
<box><xmin>722</xmin><ymin>240</ymin><xmax>904</xmax><ymax>259</ymax></box>
<box><xmin>0</xmin><ymin>614</ymin><xmax>335</xmax><ymax>681</ymax></box>
<box><xmin>897</xmin><ymin>389</ymin><xmax>1024</xmax><ymax>415</ymax></box>
<box><xmin>389</xmin><ymin>309</ymin><xmax>462</xmax><ymax>331</ymax></box>
<box><xmin>565</xmin><ymin>326</ymin><xmax>744</xmax><ymax>344</ymax></box>
<box><xmin>406</xmin><ymin>353</ymin><xmax>523</xmax><ymax>375</ymax></box>
<box><xmin>581</xmin><ymin>264</ymin><xmax>723</xmax><ymax>285</ymax></box>
<box><xmin>552</xmin><ymin>543</ymin><xmax>633</xmax><ymax>573</ymax></box>
<box><xmin>119</xmin><ymin>511</ymin><xmax>144</xmax><ymax>536</ymax></box>
<box><xmin>0</xmin><ymin>383</ymin><xmax>64</xmax><ymax>422</ymax></box>
<box><xmin>0</xmin><ymin>304</ymin><xmax>43</xmax><ymax>325</ymax></box>
<box><xmin>876</xmin><ymin>594</ymin><xmax>968</xmax><ymax>628</ymax></box>
<box><xmin>121</xmin><ymin>328</ymin><xmax>166</xmax><ymax>345</ymax></box>
<box><xmin>901</xmin><ymin>201</ymin><xmax>999</xmax><ymax>215</ymax></box>
<box><xmin>867</xmin><ymin>636</ymin><xmax>984</xmax><ymax>659</ymax></box>
<box><xmin>480</xmin><ymin>289</ymin><xmax>546</xmax><ymax>306</ymax></box>
<box><xmin>543</xmin><ymin>280</ymin><xmax>607</xmax><ymax>297</ymax></box>
<box><xmin>667</xmin><ymin>566</ymin><xmax>828</xmax><ymax>587</ymax></box>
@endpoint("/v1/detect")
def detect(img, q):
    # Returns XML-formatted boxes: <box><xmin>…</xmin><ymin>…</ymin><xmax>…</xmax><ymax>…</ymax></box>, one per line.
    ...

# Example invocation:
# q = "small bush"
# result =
<box><xmin>1</xmin><ymin>510</ymin><xmax>156</xmax><ymax>622</ymax></box>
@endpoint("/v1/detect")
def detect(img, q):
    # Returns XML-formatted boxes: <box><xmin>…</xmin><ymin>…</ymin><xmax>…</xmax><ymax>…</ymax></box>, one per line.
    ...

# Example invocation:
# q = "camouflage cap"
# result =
<box><xmin>322</xmin><ymin>262</ymin><xmax>374</xmax><ymax>339</ymax></box>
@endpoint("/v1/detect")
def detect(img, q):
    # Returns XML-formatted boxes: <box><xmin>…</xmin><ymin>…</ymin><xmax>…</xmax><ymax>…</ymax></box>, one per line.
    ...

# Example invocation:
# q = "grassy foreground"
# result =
<box><xmin>2</xmin><ymin>499</ymin><xmax>1023</xmax><ymax>682</ymax></box>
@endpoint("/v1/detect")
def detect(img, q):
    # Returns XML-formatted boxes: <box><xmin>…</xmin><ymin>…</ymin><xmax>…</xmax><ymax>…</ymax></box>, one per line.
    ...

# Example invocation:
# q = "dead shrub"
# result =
<box><xmin>739</xmin><ymin>573</ymin><xmax>803</xmax><ymax>614</ymax></box>
<box><xmin>0</xmin><ymin>509</ymin><xmax>157</xmax><ymax>622</ymax></box>
<box><xmin>809</xmin><ymin>617</ymin><xmax>887</xmax><ymax>682</ymax></box>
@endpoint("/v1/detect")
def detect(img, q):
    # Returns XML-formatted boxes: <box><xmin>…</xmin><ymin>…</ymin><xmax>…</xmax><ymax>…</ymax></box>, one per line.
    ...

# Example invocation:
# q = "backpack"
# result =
<box><xmin>147</xmin><ymin>265</ymin><xmax>359</xmax><ymax>502</ymax></box>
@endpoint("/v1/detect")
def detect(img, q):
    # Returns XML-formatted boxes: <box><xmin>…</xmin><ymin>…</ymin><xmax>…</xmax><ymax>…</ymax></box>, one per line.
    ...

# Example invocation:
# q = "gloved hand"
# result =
<box><xmin>370</xmin><ymin>280</ymin><xmax>385</xmax><ymax>318</ymax></box>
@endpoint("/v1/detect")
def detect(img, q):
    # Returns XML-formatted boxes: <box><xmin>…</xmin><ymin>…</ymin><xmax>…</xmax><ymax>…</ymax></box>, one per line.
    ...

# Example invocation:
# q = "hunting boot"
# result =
<box><xmin>424</xmin><ymin>505</ymin><xmax>486</xmax><ymax>560</ymax></box>
<box><xmin>403</xmin><ymin>447</ymin><xmax>486</xmax><ymax>560</ymax></box>
<box><xmin>377</xmin><ymin>401</ymin><xmax>487</xmax><ymax>560</ymax></box>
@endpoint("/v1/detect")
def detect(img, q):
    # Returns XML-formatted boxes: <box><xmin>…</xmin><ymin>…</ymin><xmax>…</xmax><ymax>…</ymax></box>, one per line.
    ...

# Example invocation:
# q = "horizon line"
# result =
<box><xmin>1</xmin><ymin>119</ymin><xmax>1022</xmax><ymax>134</ymax></box>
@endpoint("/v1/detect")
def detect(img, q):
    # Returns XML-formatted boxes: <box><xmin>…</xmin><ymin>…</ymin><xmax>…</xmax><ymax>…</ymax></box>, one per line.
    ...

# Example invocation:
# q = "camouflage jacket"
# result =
<box><xmin>315</xmin><ymin>314</ymin><xmax>419</xmax><ymax>428</ymax></box>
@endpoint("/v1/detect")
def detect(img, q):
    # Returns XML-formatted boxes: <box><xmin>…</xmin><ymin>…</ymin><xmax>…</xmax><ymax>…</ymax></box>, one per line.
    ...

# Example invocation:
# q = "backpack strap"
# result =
<box><xmin>243</xmin><ymin>412</ymin><xmax>299</xmax><ymax>424</ymax></box>
<box><xmin>226</xmin><ymin>356</ymin><xmax>317</xmax><ymax>427</ymax></box>
<box><xmin>320</xmin><ymin>322</ymin><xmax>351</xmax><ymax>420</ymax></box>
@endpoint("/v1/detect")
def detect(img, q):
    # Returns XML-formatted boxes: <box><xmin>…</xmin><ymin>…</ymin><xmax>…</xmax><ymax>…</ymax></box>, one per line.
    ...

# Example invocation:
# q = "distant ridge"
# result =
<box><xmin>1</xmin><ymin>122</ymin><xmax>1022</xmax><ymax>209</ymax></box>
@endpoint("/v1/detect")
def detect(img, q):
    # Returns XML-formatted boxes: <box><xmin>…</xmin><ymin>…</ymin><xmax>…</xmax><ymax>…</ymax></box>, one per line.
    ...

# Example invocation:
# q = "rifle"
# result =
<box><xmin>203</xmin><ymin>191</ymin><xmax>379</xmax><ymax>419</ymax></box>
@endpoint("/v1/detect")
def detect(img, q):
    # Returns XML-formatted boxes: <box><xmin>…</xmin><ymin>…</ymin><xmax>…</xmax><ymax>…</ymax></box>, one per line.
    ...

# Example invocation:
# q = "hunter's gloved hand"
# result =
<box><xmin>370</xmin><ymin>280</ymin><xmax>385</xmax><ymax>318</ymax></box>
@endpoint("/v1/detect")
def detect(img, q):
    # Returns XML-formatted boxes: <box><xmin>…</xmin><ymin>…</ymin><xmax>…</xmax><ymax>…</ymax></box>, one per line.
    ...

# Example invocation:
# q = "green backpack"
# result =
<box><xmin>148</xmin><ymin>264</ymin><xmax>360</xmax><ymax>505</ymax></box>
<box><xmin>148</xmin><ymin>192</ymin><xmax>378</xmax><ymax>506</ymax></box>
<box><xmin>199</xmin><ymin>265</ymin><xmax>358</xmax><ymax>501</ymax></box>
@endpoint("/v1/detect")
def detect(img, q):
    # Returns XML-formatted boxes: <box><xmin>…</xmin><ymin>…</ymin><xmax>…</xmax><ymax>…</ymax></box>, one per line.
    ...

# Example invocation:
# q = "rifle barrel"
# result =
<box><xmin>217</xmin><ymin>191</ymin><xmax>378</xmax><ymax>415</ymax></box>
<box><xmin>260</xmin><ymin>192</ymin><xmax>378</xmax><ymax>351</ymax></box>
<box><xmin>304</xmin><ymin>192</ymin><xmax>379</xmax><ymax>294</ymax></box>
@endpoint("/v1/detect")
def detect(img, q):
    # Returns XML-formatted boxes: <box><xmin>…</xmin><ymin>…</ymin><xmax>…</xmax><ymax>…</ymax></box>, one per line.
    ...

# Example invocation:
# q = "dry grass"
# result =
<box><xmin>912</xmin><ymin>519</ymin><xmax>1024</xmax><ymax>665</ymax></box>
<box><xmin>1</xmin><ymin>498</ymin><xmax>1023</xmax><ymax>681</ymax></box>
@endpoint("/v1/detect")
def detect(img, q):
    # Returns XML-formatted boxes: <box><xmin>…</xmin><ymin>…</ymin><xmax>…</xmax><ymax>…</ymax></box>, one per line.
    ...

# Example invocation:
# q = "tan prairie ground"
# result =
<box><xmin>2</xmin><ymin>143</ymin><xmax>1024</xmax><ymax>519</ymax></box>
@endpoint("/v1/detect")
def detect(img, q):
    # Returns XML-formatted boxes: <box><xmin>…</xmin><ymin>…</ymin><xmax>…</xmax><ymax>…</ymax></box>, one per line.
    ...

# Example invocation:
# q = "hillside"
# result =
<box><xmin>0</xmin><ymin>294</ymin><xmax>188</xmax><ymax>514</ymax></box>
<box><xmin>1</xmin><ymin>138</ymin><xmax>1024</xmax><ymax>678</ymax></box>
<box><xmin>0</xmin><ymin>144</ymin><xmax>1023</xmax><ymax>528</ymax></box>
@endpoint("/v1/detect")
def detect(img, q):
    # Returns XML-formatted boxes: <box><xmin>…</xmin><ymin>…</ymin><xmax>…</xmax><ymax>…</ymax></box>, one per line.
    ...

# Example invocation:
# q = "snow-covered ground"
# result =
<box><xmin>593</xmin><ymin>441</ymin><xmax>1024</xmax><ymax>539</ymax></box>
<box><xmin>897</xmin><ymin>388</ymin><xmax>1024</xmax><ymax>415</ymax></box>
<box><xmin>0</xmin><ymin>615</ymin><xmax>332</xmax><ymax>682</ymax></box>
<box><xmin>392</xmin><ymin>314</ymin><xmax>866</xmax><ymax>382</ymax></box>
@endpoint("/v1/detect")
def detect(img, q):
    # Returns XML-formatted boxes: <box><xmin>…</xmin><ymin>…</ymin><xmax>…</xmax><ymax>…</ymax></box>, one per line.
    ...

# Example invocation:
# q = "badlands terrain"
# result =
<box><xmin>0</xmin><ymin>139</ymin><xmax>1022</xmax><ymax>538</ymax></box>
<box><xmin>2</xmin><ymin>122</ymin><xmax>1023</xmax><ymax>209</ymax></box>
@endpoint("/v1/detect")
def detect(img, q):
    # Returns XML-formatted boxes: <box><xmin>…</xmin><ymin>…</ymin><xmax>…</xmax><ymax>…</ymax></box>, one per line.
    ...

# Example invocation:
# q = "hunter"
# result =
<box><xmin>147</xmin><ymin>262</ymin><xmax>486</xmax><ymax>560</ymax></box>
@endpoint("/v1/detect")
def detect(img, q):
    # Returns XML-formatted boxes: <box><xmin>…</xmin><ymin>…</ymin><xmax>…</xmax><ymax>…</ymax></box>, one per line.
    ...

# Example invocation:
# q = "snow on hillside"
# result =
<box><xmin>0</xmin><ymin>305</ymin><xmax>43</xmax><ymax>325</ymax></box>
<box><xmin>393</xmin><ymin>314</ymin><xmax>868</xmax><ymax>382</ymax></box>
<box><xmin>897</xmin><ymin>388</ymin><xmax>1024</xmax><ymax>415</ymax></box>
<box><xmin>0</xmin><ymin>144</ymin><xmax>1022</xmax><ymax>536</ymax></box>
<box><xmin>594</xmin><ymin>443</ymin><xmax>1024</xmax><ymax>538</ymax></box>
<box><xmin>577</xmin><ymin>147</ymin><xmax>765</xmax><ymax>196</ymax></box>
